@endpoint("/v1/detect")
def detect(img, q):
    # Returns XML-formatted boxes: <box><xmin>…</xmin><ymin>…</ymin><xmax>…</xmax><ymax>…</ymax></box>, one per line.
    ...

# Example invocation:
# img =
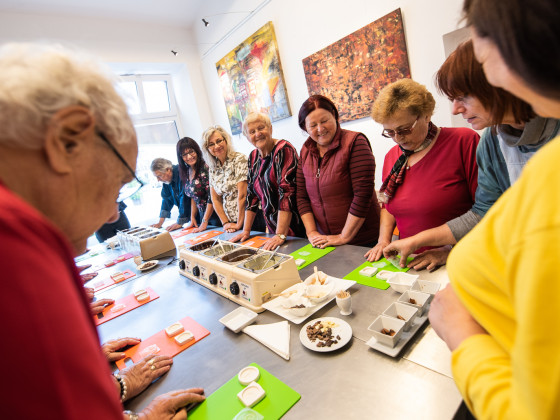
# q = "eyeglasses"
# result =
<box><xmin>97</xmin><ymin>130</ymin><xmax>145</xmax><ymax>202</ymax></box>
<box><xmin>207</xmin><ymin>138</ymin><xmax>225</xmax><ymax>149</ymax></box>
<box><xmin>181</xmin><ymin>149</ymin><xmax>197</xmax><ymax>158</ymax></box>
<box><xmin>381</xmin><ymin>117</ymin><xmax>419</xmax><ymax>138</ymax></box>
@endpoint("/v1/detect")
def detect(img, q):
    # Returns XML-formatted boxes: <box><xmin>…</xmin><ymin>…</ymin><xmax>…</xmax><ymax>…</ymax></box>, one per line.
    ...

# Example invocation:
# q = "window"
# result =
<box><xmin>118</xmin><ymin>75</ymin><xmax>183</xmax><ymax>224</ymax></box>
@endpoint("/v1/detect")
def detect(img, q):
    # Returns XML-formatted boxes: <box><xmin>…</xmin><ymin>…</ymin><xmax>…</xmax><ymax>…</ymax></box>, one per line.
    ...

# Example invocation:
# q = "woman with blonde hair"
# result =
<box><xmin>201</xmin><ymin>125</ymin><xmax>248</xmax><ymax>233</ymax></box>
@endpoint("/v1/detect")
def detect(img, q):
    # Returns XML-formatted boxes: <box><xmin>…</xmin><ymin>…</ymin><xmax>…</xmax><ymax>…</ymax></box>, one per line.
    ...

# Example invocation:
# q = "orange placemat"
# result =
<box><xmin>185</xmin><ymin>230</ymin><xmax>223</xmax><ymax>245</ymax></box>
<box><xmin>94</xmin><ymin>287</ymin><xmax>159</xmax><ymax>326</ymax></box>
<box><xmin>91</xmin><ymin>269</ymin><xmax>136</xmax><ymax>292</ymax></box>
<box><xmin>115</xmin><ymin>316</ymin><xmax>210</xmax><ymax>370</ymax></box>
<box><xmin>172</xmin><ymin>227</ymin><xmax>197</xmax><ymax>239</ymax></box>
<box><xmin>91</xmin><ymin>252</ymin><xmax>136</xmax><ymax>271</ymax></box>
<box><xmin>241</xmin><ymin>236</ymin><xmax>270</xmax><ymax>248</ymax></box>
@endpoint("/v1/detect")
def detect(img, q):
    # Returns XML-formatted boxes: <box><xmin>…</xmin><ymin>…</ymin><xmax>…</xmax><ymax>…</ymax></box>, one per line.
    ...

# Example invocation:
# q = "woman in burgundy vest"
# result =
<box><xmin>296</xmin><ymin>95</ymin><xmax>380</xmax><ymax>248</ymax></box>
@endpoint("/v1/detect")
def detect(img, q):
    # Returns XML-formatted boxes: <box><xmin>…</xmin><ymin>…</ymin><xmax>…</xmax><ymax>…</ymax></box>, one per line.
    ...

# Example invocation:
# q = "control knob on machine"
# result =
<box><xmin>192</xmin><ymin>266</ymin><xmax>200</xmax><ymax>277</ymax></box>
<box><xmin>209</xmin><ymin>273</ymin><xmax>218</xmax><ymax>285</ymax></box>
<box><xmin>230</xmin><ymin>281</ymin><xmax>240</xmax><ymax>295</ymax></box>
<box><xmin>179</xmin><ymin>260</ymin><xmax>186</xmax><ymax>270</ymax></box>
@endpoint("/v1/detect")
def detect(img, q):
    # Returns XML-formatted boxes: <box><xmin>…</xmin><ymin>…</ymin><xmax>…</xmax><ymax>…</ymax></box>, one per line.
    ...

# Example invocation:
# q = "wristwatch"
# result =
<box><xmin>276</xmin><ymin>234</ymin><xmax>286</xmax><ymax>240</ymax></box>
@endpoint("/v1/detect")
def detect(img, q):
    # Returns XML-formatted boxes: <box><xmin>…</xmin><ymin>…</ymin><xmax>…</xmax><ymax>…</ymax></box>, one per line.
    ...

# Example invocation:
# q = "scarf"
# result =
<box><xmin>379</xmin><ymin>121</ymin><xmax>438</xmax><ymax>204</ymax></box>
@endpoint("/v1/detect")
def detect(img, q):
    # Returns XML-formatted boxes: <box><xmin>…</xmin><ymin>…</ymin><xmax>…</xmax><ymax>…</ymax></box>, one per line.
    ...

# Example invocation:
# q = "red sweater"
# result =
<box><xmin>0</xmin><ymin>182</ymin><xmax>123</xmax><ymax>419</ymax></box>
<box><xmin>382</xmin><ymin>127</ymin><xmax>479</xmax><ymax>248</ymax></box>
<box><xmin>297</xmin><ymin>128</ymin><xmax>380</xmax><ymax>246</ymax></box>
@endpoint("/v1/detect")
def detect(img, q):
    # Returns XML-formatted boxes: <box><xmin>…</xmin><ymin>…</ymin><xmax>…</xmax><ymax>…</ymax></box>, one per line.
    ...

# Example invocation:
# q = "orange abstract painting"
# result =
<box><xmin>302</xmin><ymin>9</ymin><xmax>410</xmax><ymax>123</ymax></box>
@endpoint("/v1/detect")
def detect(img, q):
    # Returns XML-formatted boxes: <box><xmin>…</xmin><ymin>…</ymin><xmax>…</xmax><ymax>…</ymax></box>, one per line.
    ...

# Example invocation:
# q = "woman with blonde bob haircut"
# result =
<box><xmin>231</xmin><ymin>112</ymin><xmax>304</xmax><ymax>250</ymax></box>
<box><xmin>365</xmin><ymin>78</ymin><xmax>479</xmax><ymax>264</ymax></box>
<box><xmin>201</xmin><ymin>125</ymin><xmax>248</xmax><ymax>232</ymax></box>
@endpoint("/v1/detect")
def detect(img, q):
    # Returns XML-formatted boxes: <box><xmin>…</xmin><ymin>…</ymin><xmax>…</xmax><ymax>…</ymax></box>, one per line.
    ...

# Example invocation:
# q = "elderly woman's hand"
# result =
<box><xmin>139</xmin><ymin>388</ymin><xmax>205</xmax><ymax>420</ymax></box>
<box><xmin>121</xmin><ymin>354</ymin><xmax>174</xmax><ymax>401</ymax></box>
<box><xmin>84</xmin><ymin>287</ymin><xmax>95</xmax><ymax>302</ymax></box>
<box><xmin>262</xmin><ymin>235</ymin><xmax>285</xmax><ymax>251</ymax></box>
<box><xmin>230</xmin><ymin>231</ymin><xmax>250</xmax><ymax>243</ymax></box>
<box><xmin>81</xmin><ymin>272</ymin><xmax>98</xmax><ymax>283</ymax></box>
<box><xmin>364</xmin><ymin>241</ymin><xmax>389</xmax><ymax>262</ymax></box>
<box><xmin>407</xmin><ymin>245</ymin><xmax>452</xmax><ymax>271</ymax></box>
<box><xmin>429</xmin><ymin>284</ymin><xmax>487</xmax><ymax>351</ymax></box>
<box><xmin>166</xmin><ymin>223</ymin><xmax>183</xmax><ymax>232</ymax></box>
<box><xmin>193</xmin><ymin>221</ymin><xmax>208</xmax><ymax>233</ymax></box>
<box><xmin>90</xmin><ymin>298</ymin><xmax>114</xmax><ymax>315</ymax></box>
<box><xmin>101</xmin><ymin>337</ymin><xmax>141</xmax><ymax>362</ymax></box>
<box><xmin>382</xmin><ymin>238</ymin><xmax>417</xmax><ymax>267</ymax></box>
<box><xmin>307</xmin><ymin>231</ymin><xmax>327</xmax><ymax>248</ymax></box>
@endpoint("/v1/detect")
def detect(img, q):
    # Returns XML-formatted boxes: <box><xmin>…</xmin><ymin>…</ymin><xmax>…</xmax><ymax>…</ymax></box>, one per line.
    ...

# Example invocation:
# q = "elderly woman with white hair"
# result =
<box><xmin>231</xmin><ymin>112</ymin><xmax>304</xmax><ymax>250</ymax></box>
<box><xmin>201</xmin><ymin>125</ymin><xmax>251</xmax><ymax>233</ymax></box>
<box><xmin>0</xmin><ymin>43</ymin><xmax>204</xmax><ymax>419</ymax></box>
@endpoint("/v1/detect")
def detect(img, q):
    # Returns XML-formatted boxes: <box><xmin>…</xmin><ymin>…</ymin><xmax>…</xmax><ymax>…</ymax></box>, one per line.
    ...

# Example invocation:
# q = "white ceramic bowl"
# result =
<box><xmin>368</xmin><ymin>315</ymin><xmax>405</xmax><ymax>348</ymax></box>
<box><xmin>304</xmin><ymin>282</ymin><xmax>334</xmax><ymax>304</ymax></box>
<box><xmin>382</xmin><ymin>302</ymin><xmax>418</xmax><ymax>331</ymax></box>
<box><xmin>411</xmin><ymin>279</ymin><xmax>441</xmax><ymax>297</ymax></box>
<box><xmin>303</xmin><ymin>271</ymin><xmax>330</xmax><ymax>286</ymax></box>
<box><xmin>397</xmin><ymin>290</ymin><xmax>431</xmax><ymax>316</ymax></box>
<box><xmin>280</xmin><ymin>295</ymin><xmax>314</xmax><ymax>317</ymax></box>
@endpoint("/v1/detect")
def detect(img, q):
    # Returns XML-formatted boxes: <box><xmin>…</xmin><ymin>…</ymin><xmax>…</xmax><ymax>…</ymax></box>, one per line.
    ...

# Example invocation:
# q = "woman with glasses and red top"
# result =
<box><xmin>176</xmin><ymin>137</ymin><xmax>221</xmax><ymax>232</ymax></box>
<box><xmin>365</xmin><ymin>78</ymin><xmax>479</xmax><ymax>263</ymax></box>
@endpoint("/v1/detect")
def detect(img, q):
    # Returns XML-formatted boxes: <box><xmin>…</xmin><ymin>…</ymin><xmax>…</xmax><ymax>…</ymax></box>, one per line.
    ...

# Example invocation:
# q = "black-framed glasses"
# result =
<box><xmin>181</xmin><ymin>149</ymin><xmax>197</xmax><ymax>158</ymax></box>
<box><xmin>97</xmin><ymin>130</ymin><xmax>145</xmax><ymax>202</ymax></box>
<box><xmin>207</xmin><ymin>138</ymin><xmax>225</xmax><ymax>149</ymax></box>
<box><xmin>381</xmin><ymin>116</ymin><xmax>419</xmax><ymax>138</ymax></box>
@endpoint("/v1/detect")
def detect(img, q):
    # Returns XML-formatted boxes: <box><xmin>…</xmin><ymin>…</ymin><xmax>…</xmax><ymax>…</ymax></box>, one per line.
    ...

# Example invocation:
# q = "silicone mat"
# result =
<box><xmin>289</xmin><ymin>244</ymin><xmax>335</xmax><ymax>270</ymax></box>
<box><xmin>171</xmin><ymin>227</ymin><xmax>197</xmax><ymax>239</ymax></box>
<box><xmin>91</xmin><ymin>269</ymin><xmax>136</xmax><ymax>292</ymax></box>
<box><xmin>94</xmin><ymin>287</ymin><xmax>159</xmax><ymax>326</ymax></box>
<box><xmin>185</xmin><ymin>230</ymin><xmax>224</xmax><ymax>245</ymax></box>
<box><xmin>115</xmin><ymin>316</ymin><xmax>210</xmax><ymax>370</ymax></box>
<box><xmin>241</xmin><ymin>236</ymin><xmax>269</xmax><ymax>248</ymax></box>
<box><xmin>343</xmin><ymin>257</ymin><xmax>412</xmax><ymax>290</ymax></box>
<box><xmin>189</xmin><ymin>363</ymin><xmax>300</xmax><ymax>420</ymax></box>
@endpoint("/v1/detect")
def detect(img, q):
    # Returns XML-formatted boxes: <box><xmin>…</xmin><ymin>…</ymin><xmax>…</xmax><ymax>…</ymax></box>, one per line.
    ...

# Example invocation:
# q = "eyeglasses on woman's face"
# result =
<box><xmin>181</xmin><ymin>149</ymin><xmax>197</xmax><ymax>158</ymax></box>
<box><xmin>381</xmin><ymin>116</ymin><xmax>419</xmax><ymax>138</ymax></box>
<box><xmin>207</xmin><ymin>138</ymin><xmax>225</xmax><ymax>149</ymax></box>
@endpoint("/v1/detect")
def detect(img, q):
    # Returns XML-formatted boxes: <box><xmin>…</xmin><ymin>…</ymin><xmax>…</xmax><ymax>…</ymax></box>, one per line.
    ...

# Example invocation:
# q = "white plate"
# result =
<box><xmin>365</xmin><ymin>306</ymin><xmax>430</xmax><ymax>357</ymax></box>
<box><xmin>262</xmin><ymin>277</ymin><xmax>356</xmax><ymax>324</ymax></box>
<box><xmin>137</xmin><ymin>260</ymin><xmax>159</xmax><ymax>271</ymax></box>
<box><xmin>299</xmin><ymin>317</ymin><xmax>352</xmax><ymax>352</ymax></box>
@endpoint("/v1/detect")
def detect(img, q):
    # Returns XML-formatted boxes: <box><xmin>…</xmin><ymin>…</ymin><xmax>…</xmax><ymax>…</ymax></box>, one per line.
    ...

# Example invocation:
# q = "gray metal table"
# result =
<box><xmin>87</xmin><ymin>232</ymin><xmax>462</xmax><ymax>419</ymax></box>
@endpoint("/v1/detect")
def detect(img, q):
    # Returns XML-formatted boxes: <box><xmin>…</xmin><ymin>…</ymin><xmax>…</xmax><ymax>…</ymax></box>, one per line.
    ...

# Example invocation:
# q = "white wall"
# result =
<box><xmin>0</xmin><ymin>10</ymin><xmax>212</xmax><ymax>140</ymax></box>
<box><xmin>195</xmin><ymin>0</ymin><xmax>467</xmax><ymax>187</ymax></box>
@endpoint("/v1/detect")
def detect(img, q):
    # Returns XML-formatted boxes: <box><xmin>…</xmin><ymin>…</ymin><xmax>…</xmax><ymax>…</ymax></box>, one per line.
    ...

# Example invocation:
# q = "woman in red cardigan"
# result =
<box><xmin>296</xmin><ymin>95</ymin><xmax>380</xmax><ymax>248</ymax></box>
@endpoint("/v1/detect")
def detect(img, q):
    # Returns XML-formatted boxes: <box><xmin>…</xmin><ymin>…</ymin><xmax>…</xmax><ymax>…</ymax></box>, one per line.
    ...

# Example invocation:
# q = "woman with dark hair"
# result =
<box><xmin>176</xmin><ymin>137</ymin><xmax>220</xmax><ymax>232</ymax></box>
<box><xmin>382</xmin><ymin>40</ymin><xmax>559</xmax><ymax>270</ymax></box>
<box><xmin>365</xmin><ymin>78</ymin><xmax>480</xmax><ymax>263</ymax></box>
<box><xmin>428</xmin><ymin>0</ymin><xmax>560</xmax><ymax>418</ymax></box>
<box><xmin>296</xmin><ymin>94</ymin><xmax>380</xmax><ymax>248</ymax></box>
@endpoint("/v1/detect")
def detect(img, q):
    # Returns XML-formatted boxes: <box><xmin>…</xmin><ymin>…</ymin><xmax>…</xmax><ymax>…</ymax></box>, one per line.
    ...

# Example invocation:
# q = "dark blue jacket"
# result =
<box><xmin>159</xmin><ymin>165</ymin><xmax>191</xmax><ymax>224</ymax></box>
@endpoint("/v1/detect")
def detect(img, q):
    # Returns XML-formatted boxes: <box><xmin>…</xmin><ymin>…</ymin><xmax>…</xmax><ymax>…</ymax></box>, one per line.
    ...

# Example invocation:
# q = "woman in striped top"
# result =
<box><xmin>231</xmin><ymin>112</ymin><xmax>304</xmax><ymax>250</ymax></box>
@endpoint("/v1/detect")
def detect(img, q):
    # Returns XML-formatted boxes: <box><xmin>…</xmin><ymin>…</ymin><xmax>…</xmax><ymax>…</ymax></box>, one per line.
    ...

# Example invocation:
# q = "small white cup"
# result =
<box><xmin>336</xmin><ymin>293</ymin><xmax>352</xmax><ymax>315</ymax></box>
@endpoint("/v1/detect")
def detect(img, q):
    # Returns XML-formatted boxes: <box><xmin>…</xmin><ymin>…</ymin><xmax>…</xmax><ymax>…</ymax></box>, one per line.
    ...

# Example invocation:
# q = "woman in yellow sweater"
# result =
<box><xmin>429</xmin><ymin>0</ymin><xmax>560</xmax><ymax>419</ymax></box>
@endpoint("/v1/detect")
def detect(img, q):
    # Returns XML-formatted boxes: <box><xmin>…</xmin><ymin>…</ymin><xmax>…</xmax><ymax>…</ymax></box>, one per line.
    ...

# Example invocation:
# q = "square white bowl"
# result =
<box><xmin>386</xmin><ymin>272</ymin><xmax>419</xmax><ymax>293</ymax></box>
<box><xmin>397</xmin><ymin>290</ymin><xmax>431</xmax><ymax>315</ymax></box>
<box><xmin>368</xmin><ymin>315</ymin><xmax>406</xmax><ymax>347</ymax></box>
<box><xmin>411</xmin><ymin>279</ymin><xmax>441</xmax><ymax>299</ymax></box>
<box><xmin>219</xmin><ymin>307</ymin><xmax>258</xmax><ymax>333</ymax></box>
<box><xmin>382</xmin><ymin>302</ymin><xmax>419</xmax><ymax>331</ymax></box>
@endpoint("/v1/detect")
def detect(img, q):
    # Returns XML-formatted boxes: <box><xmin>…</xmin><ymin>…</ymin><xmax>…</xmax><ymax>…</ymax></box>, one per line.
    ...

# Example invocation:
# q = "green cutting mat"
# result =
<box><xmin>189</xmin><ymin>363</ymin><xmax>300</xmax><ymax>419</ymax></box>
<box><xmin>343</xmin><ymin>257</ymin><xmax>412</xmax><ymax>290</ymax></box>
<box><xmin>289</xmin><ymin>244</ymin><xmax>335</xmax><ymax>270</ymax></box>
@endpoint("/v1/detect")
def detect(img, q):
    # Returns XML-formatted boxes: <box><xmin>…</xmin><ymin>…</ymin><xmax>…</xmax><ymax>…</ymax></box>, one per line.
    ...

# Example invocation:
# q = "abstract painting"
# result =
<box><xmin>216</xmin><ymin>21</ymin><xmax>291</xmax><ymax>135</ymax></box>
<box><xmin>302</xmin><ymin>8</ymin><xmax>410</xmax><ymax>123</ymax></box>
